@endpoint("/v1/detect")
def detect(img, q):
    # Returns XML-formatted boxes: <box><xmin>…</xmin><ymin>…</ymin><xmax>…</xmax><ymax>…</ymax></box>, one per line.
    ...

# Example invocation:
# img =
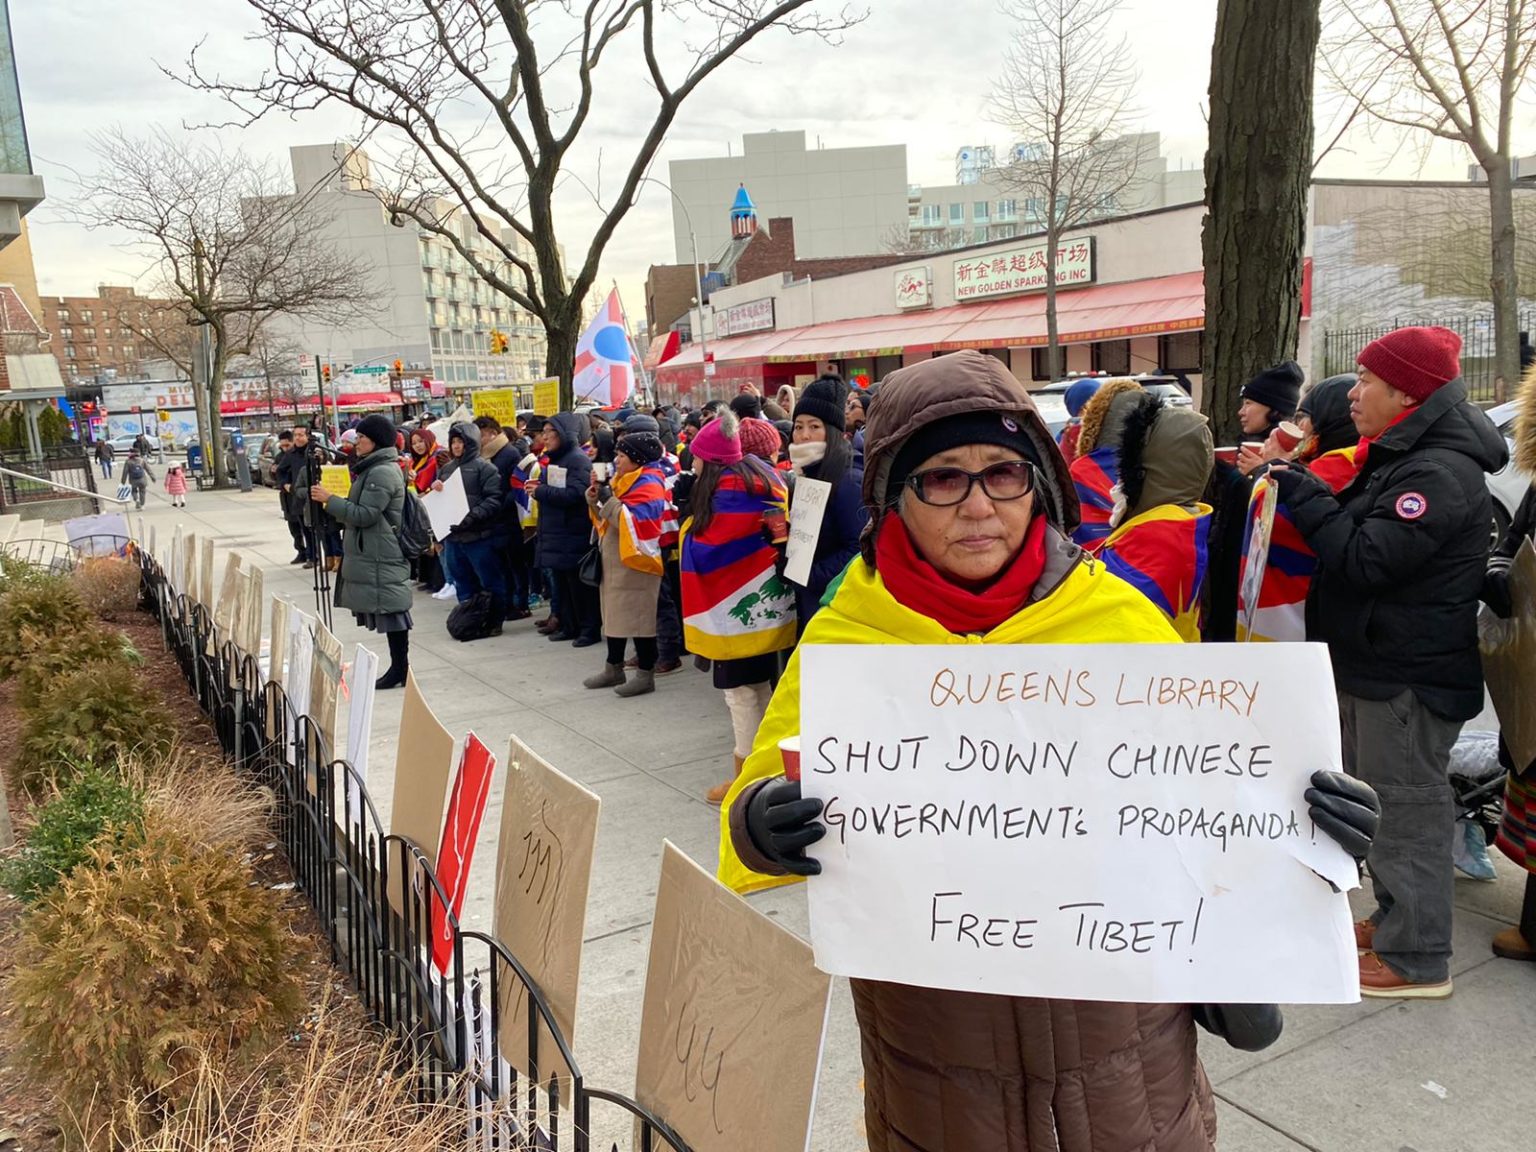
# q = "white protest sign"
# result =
<box><xmin>800</xmin><ymin>642</ymin><xmax>1360</xmax><ymax>1004</ymax></box>
<box><xmin>344</xmin><ymin>644</ymin><xmax>379</xmax><ymax>825</ymax></box>
<box><xmin>544</xmin><ymin>464</ymin><xmax>568</xmax><ymax>490</ymax></box>
<box><xmin>286</xmin><ymin>611</ymin><xmax>314</xmax><ymax>767</ymax></box>
<box><xmin>784</xmin><ymin>476</ymin><xmax>831</xmax><ymax>588</ymax></box>
<box><xmin>422</xmin><ymin>468</ymin><xmax>470</xmax><ymax>541</ymax></box>
<box><xmin>1237</xmin><ymin>477</ymin><xmax>1279</xmax><ymax>642</ymax></box>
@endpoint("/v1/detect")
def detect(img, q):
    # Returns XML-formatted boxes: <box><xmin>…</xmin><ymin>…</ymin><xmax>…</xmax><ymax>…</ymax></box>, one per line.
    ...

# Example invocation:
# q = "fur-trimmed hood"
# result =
<box><xmin>1076</xmin><ymin>378</ymin><xmax>1143</xmax><ymax>455</ymax></box>
<box><xmin>1514</xmin><ymin>361</ymin><xmax>1536</xmax><ymax>476</ymax></box>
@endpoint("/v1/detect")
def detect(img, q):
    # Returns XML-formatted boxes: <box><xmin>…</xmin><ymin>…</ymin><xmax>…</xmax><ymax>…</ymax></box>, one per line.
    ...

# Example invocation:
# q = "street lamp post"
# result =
<box><xmin>635</xmin><ymin>176</ymin><xmax>710</xmax><ymax>400</ymax></box>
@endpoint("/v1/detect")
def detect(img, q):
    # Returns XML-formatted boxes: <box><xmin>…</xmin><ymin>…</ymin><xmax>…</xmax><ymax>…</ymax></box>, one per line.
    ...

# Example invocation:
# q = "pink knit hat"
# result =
<box><xmin>1358</xmin><ymin>326</ymin><xmax>1462</xmax><ymax>401</ymax></box>
<box><xmin>689</xmin><ymin>411</ymin><xmax>743</xmax><ymax>465</ymax></box>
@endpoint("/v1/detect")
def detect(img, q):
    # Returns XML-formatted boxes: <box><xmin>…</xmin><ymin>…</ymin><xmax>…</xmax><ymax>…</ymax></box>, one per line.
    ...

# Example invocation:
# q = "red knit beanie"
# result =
<box><xmin>1357</xmin><ymin>326</ymin><xmax>1462</xmax><ymax>401</ymax></box>
<box><xmin>737</xmin><ymin>417</ymin><xmax>782</xmax><ymax>462</ymax></box>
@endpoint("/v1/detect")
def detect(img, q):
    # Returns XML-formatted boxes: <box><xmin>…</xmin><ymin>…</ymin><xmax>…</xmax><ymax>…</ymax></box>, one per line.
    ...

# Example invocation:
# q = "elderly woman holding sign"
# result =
<box><xmin>719</xmin><ymin>351</ymin><xmax>1380</xmax><ymax>1152</ymax></box>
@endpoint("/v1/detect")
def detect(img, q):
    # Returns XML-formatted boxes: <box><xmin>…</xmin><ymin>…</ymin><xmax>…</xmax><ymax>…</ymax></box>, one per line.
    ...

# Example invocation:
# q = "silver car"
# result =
<box><xmin>1481</xmin><ymin>402</ymin><xmax>1529</xmax><ymax>546</ymax></box>
<box><xmin>1028</xmin><ymin>374</ymin><xmax>1193</xmax><ymax>440</ymax></box>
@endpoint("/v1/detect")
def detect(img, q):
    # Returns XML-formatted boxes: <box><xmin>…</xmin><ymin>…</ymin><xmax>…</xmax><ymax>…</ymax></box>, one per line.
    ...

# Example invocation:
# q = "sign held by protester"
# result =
<box><xmin>784</xmin><ymin>477</ymin><xmax>832</xmax><ymax>587</ymax></box>
<box><xmin>799</xmin><ymin>642</ymin><xmax>1360</xmax><ymax>1004</ymax></box>
<box><xmin>421</xmin><ymin>469</ymin><xmax>470</xmax><ymax>541</ymax></box>
<box><xmin>636</xmin><ymin>843</ymin><xmax>832</xmax><ymax>1152</ymax></box>
<box><xmin>319</xmin><ymin>465</ymin><xmax>352</xmax><ymax>500</ymax></box>
<box><xmin>474</xmin><ymin>388</ymin><xmax>519</xmax><ymax>428</ymax></box>
<box><xmin>531</xmin><ymin>377</ymin><xmax>560</xmax><ymax>414</ymax></box>
<box><xmin>1480</xmin><ymin>538</ymin><xmax>1536</xmax><ymax>771</ymax></box>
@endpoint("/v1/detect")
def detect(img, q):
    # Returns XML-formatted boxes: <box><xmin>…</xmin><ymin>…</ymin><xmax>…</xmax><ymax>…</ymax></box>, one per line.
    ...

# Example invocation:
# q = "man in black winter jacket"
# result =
<box><xmin>436</xmin><ymin>421</ymin><xmax>509</xmax><ymax>634</ymax></box>
<box><xmin>473</xmin><ymin>414</ymin><xmax>531</xmax><ymax>620</ymax></box>
<box><xmin>1271</xmin><ymin>326</ymin><xmax>1508</xmax><ymax>1000</ymax></box>
<box><xmin>533</xmin><ymin>411</ymin><xmax>600</xmax><ymax>646</ymax></box>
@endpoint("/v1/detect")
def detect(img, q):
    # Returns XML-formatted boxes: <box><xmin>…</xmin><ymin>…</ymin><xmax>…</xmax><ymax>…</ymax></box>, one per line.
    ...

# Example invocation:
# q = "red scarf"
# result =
<box><xmin>1353</xmin><ymin>407</ymin><xmax>1416</xmax><ymax>471</ymax></box>
<box><xmin>875</xmin><ymin>514</ymin><xmax>1049</xmax><ymax>635</ymax></box>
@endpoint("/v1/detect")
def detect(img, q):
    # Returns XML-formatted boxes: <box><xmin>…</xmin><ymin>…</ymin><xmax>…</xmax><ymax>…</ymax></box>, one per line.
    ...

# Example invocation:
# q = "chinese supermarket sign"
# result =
<box><xmin>716</xmin><ymin>297</ymin><xmax>776</xmax><ymax>339</ymax></box>
<box><xmin>953</xmin><ymin>237</ymin><xmax>1096</xmax><ymax>302</ymax></box>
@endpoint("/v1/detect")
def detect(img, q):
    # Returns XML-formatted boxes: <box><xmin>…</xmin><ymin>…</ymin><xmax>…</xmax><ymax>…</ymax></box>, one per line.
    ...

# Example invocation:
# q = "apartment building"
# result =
<box><xmin>265</xmin><ymin>144</ymin><xmax>551</xmax><ymax>386</ymax></box>
<box><xmin>43</xmin><ymin>286</ymin><xmax>182</xmax><ymax>384</ymax></box>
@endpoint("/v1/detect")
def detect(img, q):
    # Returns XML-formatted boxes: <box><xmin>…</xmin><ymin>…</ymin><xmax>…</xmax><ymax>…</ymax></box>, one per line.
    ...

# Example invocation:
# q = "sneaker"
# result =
<box><xmin>1354</xmin><ymin>918</ymin><xmax>1376</xmax><ymax>952</ymax></box>
<box><xmin>432</xmin><ymin>584</ymin><xmax>458</xmax><ymax>601</ymax></box>
<box><xmin>1452</xmin><ymin>820</ymin><xmax>1498</xmax><ymax>882</ymax></box>
<box><xmin>1358</xmin><ymin>951</ymin><xmax>1452</xmax><ymax>999</ymax></box>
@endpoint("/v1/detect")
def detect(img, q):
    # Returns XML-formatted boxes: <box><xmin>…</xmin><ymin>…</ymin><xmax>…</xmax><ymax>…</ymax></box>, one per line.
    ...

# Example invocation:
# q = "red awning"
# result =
<box><xmin>643</xmin><ymin>330</ymin><xmax>682</xmax><ymax>370</ymax></box>
<box><xmin>219</xmin><ymin>391</ymin><xmax>404</xmax><ymax>416</ymax></box>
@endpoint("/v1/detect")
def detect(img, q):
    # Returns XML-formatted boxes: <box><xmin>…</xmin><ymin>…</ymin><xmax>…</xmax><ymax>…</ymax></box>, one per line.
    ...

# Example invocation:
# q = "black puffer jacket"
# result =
<box><xmin>438</xmin><ymin>421</ymin><xmax>505</xmax><ymax>544</ymax></box>
<box><xmin>534</xmin><ymin>412</ymin><xmax>594</xmax><ymax>569</ymax></box>
<box><xmin>1277</xmin><ymin>378</ymin><xmax>1507</xmax><ymax>720</ymax></box>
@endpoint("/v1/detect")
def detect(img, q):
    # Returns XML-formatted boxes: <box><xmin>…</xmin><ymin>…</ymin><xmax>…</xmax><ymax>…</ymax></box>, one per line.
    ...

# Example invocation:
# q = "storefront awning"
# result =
<box><xmin>658</xmin><ymin>270</ymin><xmax>1213</xmax><ymax>390</ymax></box>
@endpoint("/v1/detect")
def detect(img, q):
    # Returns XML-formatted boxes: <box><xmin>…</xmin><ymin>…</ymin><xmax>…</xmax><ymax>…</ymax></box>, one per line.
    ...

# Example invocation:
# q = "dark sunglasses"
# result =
<box><xmin>903</xmin><ymin>460</ymin><xmax>1037</xmax><ymax>507</ymax></box>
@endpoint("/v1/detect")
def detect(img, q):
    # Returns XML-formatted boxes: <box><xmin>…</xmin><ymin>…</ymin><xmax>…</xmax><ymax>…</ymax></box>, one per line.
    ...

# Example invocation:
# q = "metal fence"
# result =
<box><xmin>133</xmin><ymin>548</ymin><xmax>690</xmax><ymax>1152</ymax></box>
<box><xmin>1322</xmin><ymin>311</ymin><xmax>1536</xmax><ymax>404</ymax></box>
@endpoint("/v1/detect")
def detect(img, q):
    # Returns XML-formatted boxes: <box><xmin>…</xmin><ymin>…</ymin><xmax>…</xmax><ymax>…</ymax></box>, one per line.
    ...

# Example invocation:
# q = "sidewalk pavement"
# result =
<box><xmin>123</xmin><ymin>487</ymin><xmax>1536</xmax><ymax>1152</ymax></box>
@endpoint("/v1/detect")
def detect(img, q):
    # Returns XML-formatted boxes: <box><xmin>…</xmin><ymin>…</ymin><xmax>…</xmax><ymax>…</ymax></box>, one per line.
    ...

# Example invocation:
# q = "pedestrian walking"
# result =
<box><xmin>164</xmin><ymin>463</ymin><xmax>188</xmax><ymax>508</ymax></box>
<box><xmin>122</xmin><ymin>452</ymin><xmax>154</xmax><ymax>510</ymax></box>
<box><xmin>582</xmin><ymin>432</ymin><xmax>668</xmax><ymax>698</ymax></box>
<box><xmin>310</xmin><ymin>413</ymin><xmax>413</xmax><ymax>690</ymax></box>
<box><xmin>94</xmin><ymin>438</ymin><xmax>115</xmax><ymax>479</ymax></box>
<box><xmin>720</xmin><ymin>349</ymin><xmax>1380</xmax><ymax>1152</ymax></box>
<box><xmin>1270</xmin><ymin>326</ymin><xmax>1506</xmax><ymax>998</ymax></box>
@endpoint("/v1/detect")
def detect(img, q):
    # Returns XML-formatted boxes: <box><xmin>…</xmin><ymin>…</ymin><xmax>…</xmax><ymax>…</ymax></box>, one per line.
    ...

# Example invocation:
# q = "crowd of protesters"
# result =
<box><xmin>261</xmin><ymin>329</ymin><xmax>1536</xmax><ymax>1150</ymax></box>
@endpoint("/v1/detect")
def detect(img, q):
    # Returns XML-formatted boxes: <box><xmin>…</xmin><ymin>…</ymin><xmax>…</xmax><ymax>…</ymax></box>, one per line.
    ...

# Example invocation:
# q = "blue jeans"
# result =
<box><xmin>444</xmin><ymin>537</ymin><xmax>508</xmax><ymax>623</ymax></box>
<box><xmin>99</xmin><ymin>459</ymin><xmax>113</xmax><ymax>478</ymax></box>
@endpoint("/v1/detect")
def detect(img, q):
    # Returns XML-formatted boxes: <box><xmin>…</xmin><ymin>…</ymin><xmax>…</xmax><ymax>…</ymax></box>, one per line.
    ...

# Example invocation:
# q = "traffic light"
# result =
<box><xmin>323</xmin><ymin>364</ymin><xmax>332</xmax><ymax>383</ymax></box>
<box><xmin>393</xmin><ymin>358</ymin><xmax>403</xmax><ymax>374</ymax></box>
<box><xmin>490</xmin><ymin>330</ymin><xmax>507</xmax><ymax>355</ymax></box>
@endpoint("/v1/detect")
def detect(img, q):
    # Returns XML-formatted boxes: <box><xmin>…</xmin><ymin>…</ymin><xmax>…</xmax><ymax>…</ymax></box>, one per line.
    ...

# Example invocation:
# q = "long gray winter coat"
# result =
<box><xmin>322</xmin><ymin>447</ymin><xmax>412</xmax><ymax>615</ymax></box>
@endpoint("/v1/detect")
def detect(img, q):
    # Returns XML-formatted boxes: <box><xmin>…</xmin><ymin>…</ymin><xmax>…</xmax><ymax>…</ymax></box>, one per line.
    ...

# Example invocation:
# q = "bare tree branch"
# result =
<box><xmin>172</xmin><ymin>0</ymin><xmax>865</xmax><ymax>407</ymax></box>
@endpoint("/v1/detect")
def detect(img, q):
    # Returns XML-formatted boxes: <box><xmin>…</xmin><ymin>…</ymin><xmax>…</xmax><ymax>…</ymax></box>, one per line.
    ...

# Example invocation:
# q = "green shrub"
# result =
<box><xmin>15</xmin><ymin>626</ymin><xmax>142</xmax><ymax>710</ymax></box>
<box><xmin>0</xmin><ymin>575</ymin><xmax>88</xmax><ymax>681</ymax></box>
<box><xmin>0</xmin><ymin>551</ymin><xmax>43</xmax><ymax>596</ymax></box>
<box><xmin>6</xmin><ymin>810</ymin><xmax>305</xmax><ymax>1140</ymax></box>
<box><xmin>17</xmin><ymin>660</ymin><xmax>172</xmax><ymax>790</ymax></box>
<box><xmin>0</xmin><ymin>767</ymin><xmax>144</xmax><ymax>904</ymax></box>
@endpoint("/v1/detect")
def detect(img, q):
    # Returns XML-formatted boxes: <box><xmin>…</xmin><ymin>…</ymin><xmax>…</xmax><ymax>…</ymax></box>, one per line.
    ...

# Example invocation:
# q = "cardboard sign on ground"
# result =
<box><xmin>494</xmin><ymin>737</ymin><xmax>600</xmax><ymax>1093</ymax></box>
<box><xmin>266</xmin><ymin>598</ymin><xmax>290</xmax><ymax>741</ymax></box>
<box><xmin>309</xmin><ymin>620</ymin><xmax>344</xmax><ymax>759</ymax></box>
<box><xmin>241</xmin><ymin>565</ymin><xmax>264</xmax><ymax>657</ymax></box>
<box><xmin>198</xmin><ymin>536</ymin><xmax>214</xmax><ymax>611</ymax></box>
<box><xmin>1481</xmin><ymin>537</ymin><xmax>1536</xmax><ymax>771</ymax></box>
<box><xmin>285</xmin><ymin>611</ymin><xmax>314</xmax><ymax>768</ymax></box>
<box><xmin>386</xmin><ymin>671</ymin><xmax>458</xmax><ymax>916</ymax></box>
<box><xmin>635</xmin><ymin>842</ymin><xmax>832</xmax><ymax>1152</ymax></box>
<box><xmin>431</xmin><ymin>733</ymin><xmax>497</xmax><ymax>974</ymax></box>
<box><xmin>342</xmin><ymin>644</ymin><xmax>378</xmax><ymax>825</ymax></box>
<box><xmin>798</xmin><ymin>642</ymin><xmax>1360</xmax><ymax>1004</ymax></box>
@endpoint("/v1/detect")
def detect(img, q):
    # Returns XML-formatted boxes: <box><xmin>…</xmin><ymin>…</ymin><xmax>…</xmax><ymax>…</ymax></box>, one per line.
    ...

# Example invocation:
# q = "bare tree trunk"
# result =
<box><xmin>207</xmin><ymin>347</ymin><xmax>229</xmax><ymax>489</ymax></box>
<box><xmin>545</xmin><ymin>320</ymin><xmax>579</xmax><ymax>410</ymax></box>
<box><xmin>1201</xmin><ymin>0</ymin><xmax>1320</xmax><ymax>445</ymax></box>
<box><xmin>1487</xmin><ymin>160</ymin><xmax>1521</xmax><ymax>402</ymax></box>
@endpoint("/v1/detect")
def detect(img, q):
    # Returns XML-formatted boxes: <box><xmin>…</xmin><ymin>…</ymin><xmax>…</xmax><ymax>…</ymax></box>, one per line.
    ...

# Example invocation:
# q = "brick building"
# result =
<box><xmin>43</xmin><ymin>285</ymin><xmax>185</xmax><ymax>383</ymax></box>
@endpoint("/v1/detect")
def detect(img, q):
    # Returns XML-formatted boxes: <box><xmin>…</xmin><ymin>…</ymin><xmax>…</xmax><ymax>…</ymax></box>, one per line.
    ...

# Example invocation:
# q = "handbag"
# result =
<box><xmin>578</xmin><ymin>542</ymin><xmax>603</xmax><ymax>587</ymax></box>
<box><xmin>115</xmin><ymin>483</ymin><xmax>133</xmax><ymax>502</ymax></box>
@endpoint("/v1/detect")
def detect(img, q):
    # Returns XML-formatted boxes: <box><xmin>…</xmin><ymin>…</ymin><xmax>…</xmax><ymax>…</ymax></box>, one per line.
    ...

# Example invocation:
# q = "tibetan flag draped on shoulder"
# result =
<box><xmin>1069</xmin><ymin>444</ymin><xmax>1119</xmax><ymax>547</ymax></box>
<box><xmin>573</xmin><ymin>289</ymin><xmax>636</xmax><ymax>408</ymax></box>
<box><xmin>1096</xmin><ymin>503</ymin><xmax>1213</xmax><ymax>642</ymax></box>
<box><xmin>653</xmin><ymin>452</ymin><xmax>682</xmax><ymax>549</ymax></box>
<box><xmin>1236</xmin><ymin>446</ymin><xmax>1359</xmax><ymax>643</ymax></box>
<box><xmin>680</xmin><ymin>470</ymin><xmax>795</xmax><ymax>660</ymax></box>
<box><xmin>596</xmin><ymin>466</ymin><xmax>667</xmax><ymax>576</ymax></box>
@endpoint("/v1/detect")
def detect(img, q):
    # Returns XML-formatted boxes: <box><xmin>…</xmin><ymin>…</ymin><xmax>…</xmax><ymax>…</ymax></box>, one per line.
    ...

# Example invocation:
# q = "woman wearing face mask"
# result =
<box><xmin>788</xmin><ymin>375</ymin><xmax>870</xmax><ymax>633</ymax></box>
<box><xmin>718</xmin><ymin>351</ymin><xmax>1382</xmax><ymax>1152</ymax></box>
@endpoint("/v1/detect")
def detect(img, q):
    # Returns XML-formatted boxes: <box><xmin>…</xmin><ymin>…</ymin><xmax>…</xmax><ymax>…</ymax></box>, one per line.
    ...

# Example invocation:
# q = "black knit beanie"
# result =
<box><xmin>356</xmin><ymin>413</ymin><xmax>396</xmax><ymax>451</ymax></box>
<box><xmin>1240</xmin><ymin>360</ymin><xmax>1304</xmax><ymax>417</ymax></box>
<box><xmin>616</xmin><ymin>431</ymin><xmax>665</xmax><ymax>465</ymax></box>
<box><xmin>793</xmin><ymin>375</ymin><xmax>848</xmax><ymax>432</ymax></box>
<box><xmin>729</xmin><ymin>393</ymin><xmax>763</xmax><ymax>421</ymax></box>
<box><xmin>886</xmin><ymin>411</ymin><xmax>1042</xmax><ymax>505</ymax></box>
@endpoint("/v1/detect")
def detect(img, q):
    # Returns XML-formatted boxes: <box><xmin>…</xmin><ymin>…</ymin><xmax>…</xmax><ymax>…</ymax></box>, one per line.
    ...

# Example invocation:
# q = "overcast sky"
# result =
<box><xmin>12</xmin><ymin>0</ymin><xmax>1496</xmax><ymax>322</ymax></box>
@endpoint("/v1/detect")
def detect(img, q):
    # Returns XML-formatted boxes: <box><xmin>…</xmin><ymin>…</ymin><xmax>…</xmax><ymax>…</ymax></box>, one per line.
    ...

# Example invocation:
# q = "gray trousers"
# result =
<box><xmin>1338</xmin><ymin>689</ymin><xmax>1461</xmax><ymax>983</ymax></box>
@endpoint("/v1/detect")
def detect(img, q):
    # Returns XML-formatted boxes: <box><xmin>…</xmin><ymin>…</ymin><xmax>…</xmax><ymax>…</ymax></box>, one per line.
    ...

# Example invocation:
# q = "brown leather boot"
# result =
<box><xmin>706</xmin><ymin>754</ymin><xmax>745</xmax><ymax>806</ymax></box>
<box><xmin>1492</xmin><ymin>927</ymin><xmax>1536</xmax><ymax>961</ymax></box>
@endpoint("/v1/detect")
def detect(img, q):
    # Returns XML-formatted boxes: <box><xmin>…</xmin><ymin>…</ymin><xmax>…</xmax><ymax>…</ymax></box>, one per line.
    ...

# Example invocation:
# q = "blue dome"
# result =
<box><xmin>730</xmin><ymin>183</ymin><xmax>756</xmax><ymax>217</ymax></box>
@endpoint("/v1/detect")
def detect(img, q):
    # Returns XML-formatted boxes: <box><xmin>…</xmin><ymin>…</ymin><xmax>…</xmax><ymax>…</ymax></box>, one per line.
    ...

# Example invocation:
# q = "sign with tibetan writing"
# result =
<box><xmin>894</xmin><ymin>266</ymin><xmax>932</xmax><ymax>310</ymax></box>
<box><xmin>716</xmin><ymin>297</ymin><xmax>775</xmax><ymax>339</ymax></box>
<box><xmin>799</xmin><ymin>642</ymin><xmax>1359</xmax><ymax>1004</ymax></box>
<box><xmin>952</xmin><ymin>237</ymin><xmax>1096</xmax><ymax>302</ymax></box>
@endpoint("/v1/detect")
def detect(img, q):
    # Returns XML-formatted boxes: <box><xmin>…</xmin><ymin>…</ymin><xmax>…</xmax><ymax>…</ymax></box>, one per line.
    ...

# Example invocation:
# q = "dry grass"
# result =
<box><xmin>71</xmin><ymin>556</ymin><xmax>142</xmax><ymax>619</ymax></box>
<box><xmin>131</xmin><ymin>748</ymin><xmax>274</xmax><ymax>853</ymax></box>
<box><xmin>102</xmin><ymin>992</ymin><xmax>468</xmax><ymax>1152</ymax></box>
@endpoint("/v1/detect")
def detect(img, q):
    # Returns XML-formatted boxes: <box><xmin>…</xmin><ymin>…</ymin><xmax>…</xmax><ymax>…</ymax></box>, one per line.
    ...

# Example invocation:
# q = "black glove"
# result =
<box><xmin>744</xmin><ymin>778</ymin><xmax>826</xmax><ymax>876</ymax></box>
<box><xmin>1193</xmin><ymin>1003</ymin><xmax>1283</xmax><ymax>1052</ymax></box>
<box><xmin>1483</xmin><ymin>557</ymin><xmax>1514</xmax><ymax>619</ymax></box>
<box><xmin>1266</xmin><ymin>462</ymin><xmax>1327</xmax><ymax>505</ymax></box>
<box><xmin>1306</xmin><ymin>770</ymin><xmax>1379</xmax><ymax>864</ymax></box>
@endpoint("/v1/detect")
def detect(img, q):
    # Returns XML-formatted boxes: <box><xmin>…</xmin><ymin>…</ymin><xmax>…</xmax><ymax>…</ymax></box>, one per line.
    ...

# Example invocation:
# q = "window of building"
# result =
<box><xmin>948</xmin><ymin>203</ymin><xmax>964</xmax><ymax>225</ymax></box>
<box><xmin>65</xmin><ymin>346</ymin><xmax>76</xmax><ymax>358</ymax></box>
<box><xmin>1092</xmin><ymin>339</ymin><xmax>1131</xmax><ymax>375</ymax></box>
<box><xmin>993</xmin><ymin>224</ymin><xmax>1017</xmax><ymax>240</ymax></box>
<box><xmin>431</xmin><ymin>330</ymin><xmax>442</xmax><ymax>352</ymax></box>
<box><xmin>997</xmin><ymin>199</ymin><xmax>1017</xmax><ymax>220</ymax></box>
<box><xmin>83</xmin><ymin>327</ymin><xmax>96</xmax><ymax>340</ymax></box>
<box><xmin>56</xmin><ymin>309</ymin><xmax>69</xmax><ymax>322</ymax></box>
<box><xmin>60</xmin><ymin>327</ymin><xmax>72</xmax><ymax>339</ymax></box>
<box><xmin>1158</xmin><ymin>330</ymin><xmax>1203</xmax><ymax>372</ymax></box>
<box><xmin>973</xmin><ymin>226</ymin><xmax>988</xmax><ymax>243</ymax></box>
<box><xmin>81</xmin><ymin>310</ymin><xmax>93</xmax><ymax>323</ymax></box>
<box><xmin>920</xmin><ymin>204</ymin><xmax>943</xmax><ymax>226</ymax></box>
<box><xmin>102</xmin><ymin>328</ymin><xmax>112</xmax><ymax>340</ymax></box>
<box><xmin>1030</xmin><ymin>348</ymin><xmax>1053</xmax><ymax>382</ymax></box>
<box><xmin>973</xmin><ymin>201</ymin><xmax>990</xmax><ymax>222</ymax></box>
<box><xmin>122</xmin><ymin>345</ymin><xmax>134</xmax><ymax>360</ymax></box>
<box><xmin>1024</xmin><ymin>197</ymin><xmax>1044</xmax><ymax>222</ymax></box>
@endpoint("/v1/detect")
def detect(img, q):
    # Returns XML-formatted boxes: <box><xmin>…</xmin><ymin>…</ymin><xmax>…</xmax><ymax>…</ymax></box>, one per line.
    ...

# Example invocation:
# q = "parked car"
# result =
<box><xmin>254</xmin><ymin>433</ymin><xmax>287</xmax><ymax>487</ymax></box>
<box><xmin>1029</xmin><ymin>374</ymin><xmax>1192</xmax><ymax>438</ymax></box>
<box><xmin>1481</xmin><ymin>401</ymin><xmax>1530</xmax><ymax>547</ymax></box>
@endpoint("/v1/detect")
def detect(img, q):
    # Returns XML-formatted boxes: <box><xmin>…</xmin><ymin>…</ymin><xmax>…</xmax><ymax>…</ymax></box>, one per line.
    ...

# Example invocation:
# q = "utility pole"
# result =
<box><xmin>190</xmin><ymin>237</ymin><xmax>212</xmax><ymax>474</ymax></box>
